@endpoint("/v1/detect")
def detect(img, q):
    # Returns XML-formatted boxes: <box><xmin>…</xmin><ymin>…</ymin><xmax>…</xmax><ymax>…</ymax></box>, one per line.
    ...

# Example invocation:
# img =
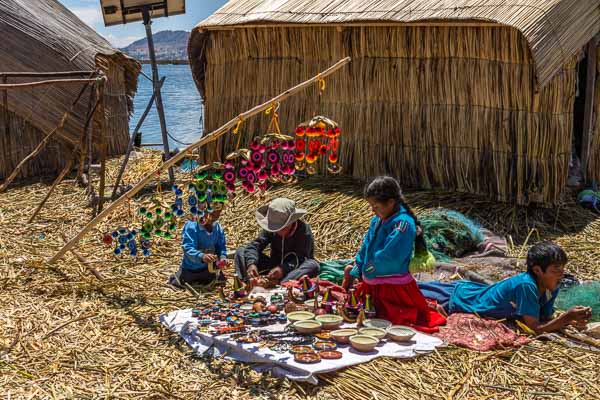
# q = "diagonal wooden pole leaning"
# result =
<box><xmin>48</xmin><ymin>57</ymin><xmax>351</xmax><ymax>264</ymax></box>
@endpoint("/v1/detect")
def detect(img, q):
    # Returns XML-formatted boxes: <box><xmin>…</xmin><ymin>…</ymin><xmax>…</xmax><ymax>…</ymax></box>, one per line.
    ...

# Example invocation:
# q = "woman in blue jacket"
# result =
<box><xmin>343</xmin><ymin>177</ymin><xmax>446</xmax><ymax>332</ymax></box>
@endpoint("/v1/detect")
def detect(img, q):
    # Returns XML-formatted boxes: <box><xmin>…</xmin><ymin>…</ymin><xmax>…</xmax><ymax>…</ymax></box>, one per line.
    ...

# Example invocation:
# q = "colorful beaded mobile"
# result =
<box><xmin>294</xmin><ymin>116</ymin><xmax>342</xmax><ymax>175</ymax></box>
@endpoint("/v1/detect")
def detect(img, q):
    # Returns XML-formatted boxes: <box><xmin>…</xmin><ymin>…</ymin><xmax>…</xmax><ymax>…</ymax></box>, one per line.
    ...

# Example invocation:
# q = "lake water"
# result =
<box><xmin>130</xmin><ymin>64</ymin><xmax>204</xmax><ymax>150</ymax></box>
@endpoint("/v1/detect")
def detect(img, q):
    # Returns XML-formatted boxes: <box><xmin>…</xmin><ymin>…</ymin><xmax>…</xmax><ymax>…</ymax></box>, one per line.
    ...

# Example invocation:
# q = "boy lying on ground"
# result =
<box><xmin>418</xmin><ymin>241</ymin><xmax>592</xmax><ymax>334</ymax></box>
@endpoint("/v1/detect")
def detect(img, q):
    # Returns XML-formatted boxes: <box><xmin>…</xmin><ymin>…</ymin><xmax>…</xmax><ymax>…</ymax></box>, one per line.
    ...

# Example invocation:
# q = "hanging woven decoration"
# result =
<box><xmin>189</xmin><ymin>162</ymin><xmax>232</xmax><ymax>217</ymax></box>
<box><xmin>138</xmin><ymin>201</ymin><xmax>177</xmax><ymax>240</ymax></box>
<box><xmin>294</xmin><ymin>116</ymin><xmax>342</xmax><ymax>175</ymax></box>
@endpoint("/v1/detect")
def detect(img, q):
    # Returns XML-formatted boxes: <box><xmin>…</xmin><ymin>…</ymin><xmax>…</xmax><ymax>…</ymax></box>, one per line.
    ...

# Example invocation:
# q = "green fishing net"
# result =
<box><xmin>420</xmin><ymin>209</ymin><xmax>484</xmax><ymax>262</ymax></box>
<box><xmin>555</xmin><ymin>282</ymin><xmax>600</xmax><ymax>322</ymax></box>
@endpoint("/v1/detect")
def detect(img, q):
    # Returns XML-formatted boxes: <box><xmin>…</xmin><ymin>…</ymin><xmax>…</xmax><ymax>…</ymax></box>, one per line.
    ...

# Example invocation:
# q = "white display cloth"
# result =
<box><xmin>160</xmin><ymin>308</ymin><xmax>443</xmax><ymax>384</ymax></box>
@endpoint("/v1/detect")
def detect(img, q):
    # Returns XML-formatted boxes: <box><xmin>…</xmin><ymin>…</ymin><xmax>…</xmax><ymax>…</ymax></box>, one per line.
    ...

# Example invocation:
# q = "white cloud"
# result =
<box><xmin>103</xmin><ymin>33</ymin><xmax>143</xmax><ymax>48</ymax></box>
<box><xmin>71</xmin><ymin>6</ymin><xmax>103</xmax><ymax>28</ymax></box>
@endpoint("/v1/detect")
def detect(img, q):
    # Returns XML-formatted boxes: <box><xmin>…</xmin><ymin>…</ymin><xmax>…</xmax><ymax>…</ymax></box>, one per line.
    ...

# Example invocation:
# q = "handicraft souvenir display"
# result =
<box><xmin>101</xmin><ymin>109</ymin><xmax>344</xmax><ymax>256</ymax></box>
<box><xmin>294</xmin><ymin>115</ymin><xmax>342</xmax><ymax>176</ymax></box>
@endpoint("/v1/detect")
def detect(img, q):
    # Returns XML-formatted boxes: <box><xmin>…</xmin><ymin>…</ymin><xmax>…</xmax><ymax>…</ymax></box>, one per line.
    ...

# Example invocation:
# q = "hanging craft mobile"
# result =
<box><xmin>294</xmin><ymin>116</ymin><xmax>342</xmax><ymax>175</ymax></box>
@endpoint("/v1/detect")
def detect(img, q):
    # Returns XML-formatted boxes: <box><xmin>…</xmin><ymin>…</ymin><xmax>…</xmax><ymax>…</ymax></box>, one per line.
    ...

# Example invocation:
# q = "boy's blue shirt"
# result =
<box><xmin>180</xmin><ymin>220</ymin><xmax>227</xmax><ymax>271</ymax></box>
<box><xmin>449</xmin><ymin>272</ymin><xmax>559</xmax><ymax>319</ymax></box>
<box><xmin>350</xmin><ymin>207</ymin><xmax>416</xmax><ymax>279</ymax></box>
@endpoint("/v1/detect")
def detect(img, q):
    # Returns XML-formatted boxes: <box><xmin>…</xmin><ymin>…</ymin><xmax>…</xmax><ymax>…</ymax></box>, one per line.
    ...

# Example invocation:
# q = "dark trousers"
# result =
<box><xmin>234</xmin><ymin>247</ymin><xmax>319</xmax><ymax>283</ymax></box>
<box><xmin>169</xmin><ymin>265</ymin><xmax>224</xmax><ymax>288</ymax></box>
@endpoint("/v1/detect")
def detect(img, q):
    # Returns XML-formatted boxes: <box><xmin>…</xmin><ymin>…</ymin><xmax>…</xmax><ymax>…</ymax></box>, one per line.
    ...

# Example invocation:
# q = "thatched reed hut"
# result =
<box><xmin>189</xmin><ymin>0</ymin><xmax>600</xmax><ymax>205</ymax></box>
<box><xmin>0</xmin><ymin>0</ymin><xmax>140</xmax><ymax>181</ymax></box>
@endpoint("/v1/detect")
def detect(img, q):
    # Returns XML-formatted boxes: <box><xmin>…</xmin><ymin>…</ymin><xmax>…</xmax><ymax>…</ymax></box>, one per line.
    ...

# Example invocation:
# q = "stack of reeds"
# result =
<box><xmin>199</xmin><ymin>26</ymin><xmax>577</xmax><ymax>205</ymax></box>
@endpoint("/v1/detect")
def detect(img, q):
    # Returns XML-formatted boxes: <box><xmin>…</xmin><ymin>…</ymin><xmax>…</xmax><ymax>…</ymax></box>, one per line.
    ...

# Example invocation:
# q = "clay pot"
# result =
<box><xmin>267</xmin><ymin>304</ymin><xmax>278</xmax><ymax>314</ymax></box>
<box><xmin>252</xmin><ymin>302</ymin><xmax>263</xmax><ymax>312</ymax></box>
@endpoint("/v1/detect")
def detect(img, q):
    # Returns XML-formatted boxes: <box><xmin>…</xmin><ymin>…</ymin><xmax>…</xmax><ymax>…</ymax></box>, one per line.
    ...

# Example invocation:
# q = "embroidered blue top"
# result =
<box><xmin>349</xmin><ymin>207</ymin><xmax>416</xmax><ymax>280</ymax></box>
<box><xmin>449</xmin><ymin>273</ymin><xmax>559</xmax><ymax>319</ymax></box>
<box><xmin>180</xmin><ymin>220</ymin><xmax>227</xmax><ymax>271</ymax></box>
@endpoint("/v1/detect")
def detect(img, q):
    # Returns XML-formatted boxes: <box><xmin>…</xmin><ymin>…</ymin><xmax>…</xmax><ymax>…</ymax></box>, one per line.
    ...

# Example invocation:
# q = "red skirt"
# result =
<box><xmin>355</xmin><ymin>280</ymin><xmax>446</xmax><ymax>333</ymax></box>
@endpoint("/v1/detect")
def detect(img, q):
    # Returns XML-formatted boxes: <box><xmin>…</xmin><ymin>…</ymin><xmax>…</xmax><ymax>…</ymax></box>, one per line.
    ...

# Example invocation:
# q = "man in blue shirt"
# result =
<box><xmin>168</xmin><ymin>209</ymin><xmax>228</xmax><ymax>288</ymax></box>
<box><xmin>418</xmin><ymin>241</ymin><xmax>591</xmax><ymax>333</ymax></box>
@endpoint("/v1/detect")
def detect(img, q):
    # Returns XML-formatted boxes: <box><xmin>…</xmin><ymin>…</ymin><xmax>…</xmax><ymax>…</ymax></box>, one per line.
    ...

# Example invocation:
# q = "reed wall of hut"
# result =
<box><xmin>193</xmin><ymin>26</ymin><xmax>580</xmax><ymax>205</ymax></box>
<box><xmin>590</xmin><ymin>51</ymin><xmax>600</xmax><ymax>183</ymax></box>
<box><xmin>0</xmin><ymin>0</ymin><xmax>140</xmax><ymax>182</ymax></box>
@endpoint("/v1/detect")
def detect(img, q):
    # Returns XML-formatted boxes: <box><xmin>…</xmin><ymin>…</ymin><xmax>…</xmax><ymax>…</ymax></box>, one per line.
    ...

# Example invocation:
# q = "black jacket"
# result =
<box><xmin>244</xmin><ymin>220</ymin><xmax>316</xmax><ymax>275</ymax></box>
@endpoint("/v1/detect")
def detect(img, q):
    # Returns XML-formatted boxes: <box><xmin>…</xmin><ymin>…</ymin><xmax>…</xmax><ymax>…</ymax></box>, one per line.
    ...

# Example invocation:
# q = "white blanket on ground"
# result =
<box><xmin>160</xmin><ymin>309</ymin><xmax>444</xmax><ymax>384</ymax></box>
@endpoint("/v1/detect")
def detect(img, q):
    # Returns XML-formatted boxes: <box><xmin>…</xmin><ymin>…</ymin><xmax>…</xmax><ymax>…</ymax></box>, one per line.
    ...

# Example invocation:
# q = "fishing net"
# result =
<box><xmin>420</xmin><ymin>209</ymin><xmax>484</xmax><ymax>262</ymax></box>
<box><xmin>555</xmin><ymin>282</ymin><xmax>600</xmax><ymax>322</ymax></box>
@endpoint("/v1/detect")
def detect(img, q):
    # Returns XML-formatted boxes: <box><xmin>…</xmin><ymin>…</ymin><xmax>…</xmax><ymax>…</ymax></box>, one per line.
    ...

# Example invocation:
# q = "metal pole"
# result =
<box><xmin>111</xmin><ymin>76</ymin><xmax>165</xmax><ymax>199</ymax></box>
<box><xmin>142</xmin><ymin>6</ymin><xmax>174</xmax><ymax>182</ymax></box>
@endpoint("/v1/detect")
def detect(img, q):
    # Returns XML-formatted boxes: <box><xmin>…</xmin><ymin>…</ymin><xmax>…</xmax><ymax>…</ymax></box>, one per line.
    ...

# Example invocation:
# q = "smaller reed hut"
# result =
<box><xmin>189</xmin><ymin>0</ymin><xmax>600</xmax><ymax>205</ymax></box>
<box><xmin>0</xmin><ymin>0</ymin><xmax>140</xmax><ymax>181</ymax></box>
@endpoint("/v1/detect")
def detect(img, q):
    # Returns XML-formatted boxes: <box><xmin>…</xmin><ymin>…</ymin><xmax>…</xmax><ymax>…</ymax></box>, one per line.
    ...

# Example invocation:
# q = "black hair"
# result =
<box><xmin>526</xmin><ymin>241</ymin><xmax>567</xmax><ymax>275</ymax></box>
<box><xmin>365</xmin><ymin>176</ymin><xmax>427</xmax><ymax>253</ymax></box>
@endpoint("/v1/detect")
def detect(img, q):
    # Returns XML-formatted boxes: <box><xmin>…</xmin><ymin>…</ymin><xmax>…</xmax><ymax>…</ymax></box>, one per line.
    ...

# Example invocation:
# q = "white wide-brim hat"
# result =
<box><xmin>255</xmin><ymin>198</ymin><xmax>307</xmax><ymax>232</ymax></box>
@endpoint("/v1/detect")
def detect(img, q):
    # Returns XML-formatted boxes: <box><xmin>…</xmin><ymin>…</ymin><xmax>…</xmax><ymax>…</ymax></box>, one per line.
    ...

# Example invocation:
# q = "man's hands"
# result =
<box><xmin>246</xmin><ymin>265</ymin><xmax>283</xmax><ymax>289</ymax></box>
<box><xmin>247</xmin><ymin>264</ymin><xmax>259</xmax><ymax>279</ymax></box>
<box><xmin>267</xmin><ymin>266</ymin><xmax>284</xmax><ymax>281</ymax></box>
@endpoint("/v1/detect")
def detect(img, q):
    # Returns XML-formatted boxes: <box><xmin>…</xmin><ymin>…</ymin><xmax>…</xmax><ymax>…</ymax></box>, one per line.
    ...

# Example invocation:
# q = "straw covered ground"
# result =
<box><xmin>1</xmin><ymin>150</ymin><xmax>599</xmax><ymax>399</ymax></box>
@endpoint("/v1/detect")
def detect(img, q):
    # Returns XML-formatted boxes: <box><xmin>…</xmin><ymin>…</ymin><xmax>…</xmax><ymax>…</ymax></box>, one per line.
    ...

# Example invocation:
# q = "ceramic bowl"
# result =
<box><xmin>293</xmin><ymin>319</ymin><xmax>323</xmax><ymax>334</ymax></box>
<box><xmin>386</xmin><ymin>325</ymin><xmax>416</xmax><ymax>342</ymax></box>
<box><xmin>286</xmin><ymin>311</ymin><xmax>315</xmax><ymax>323</ymax></box>
<box><xmin>358</xmin><ymin>327</ymin><xmax>387</xmax><ymax>341</ymax></box>
<box><xmin>304</xmin><ymin>299</ymin><xmax>316</xmax><ymax>310</ymax></box>
<box><xmin>315</xmin><ymin>314</ymin><xmax>344</xmax><ymax>330</ymax></box>
<box><xmin>363</xmin><ymin>318</ymin><xmax>392</xmax><ymax>330</ymax></box>
<box><xmin>330</xmin><ymin>328</ymin><xmax>358</xmax><ymax>344</ymax></box>
<box><xmin>349</xmin><ymin>334</ymin><xmax>379</xmax><ymax>352</ymax></box>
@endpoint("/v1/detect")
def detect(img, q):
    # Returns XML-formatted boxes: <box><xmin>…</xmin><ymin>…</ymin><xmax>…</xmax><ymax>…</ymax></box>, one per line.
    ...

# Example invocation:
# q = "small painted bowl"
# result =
<box><xmin>319</xmin><ymin>350</ymin><xmax>343</xmax><ymax>360</ymax></box>
<box><xmin>330</xmin><ymin>328</ymin><xmax>358</xmax><ymax>344</ymax></box>
<box><xmin>289</xmin><ymin>345</ymin><xmax>313</xmax><ymax>354</ymax></box>
<box><xmin>349</xmin><ymin>335</ymin><xmax>379</xmax><ymax>352</ymax></box>
<box><xmin>286</xmin><ymin>311</ymin><xmax>315</xmax><ymax>323</ymax></box>
<box><xmin>313</xmin><ymin>341</ymin><xmax>337</xmax><ymax>351</ymax></box>
<box><xmin>315</xmin><ymin>314</ymin><xmax>344</xmax><ymax>330</ymax></box>
<box><xmin>363</xmin><ymin>318</ymin><xmax>392</xmax><ymax>330</ymax></box>
<box><xmin>358</xmin><ymin>327</ymin><xmax>387</xmax><ymax>341</ymax></box>
<box><xmin>292</xmin><ymin>319</ymin><xmax>322</xmax><ymax>334</ymax></box>
<box><xmin>386</xmin><ymin>325</ymin><xmax>416</xmax><ymax>342</ymax></box>
<box><xmin>294</xmin><ymin>352</ymin><xmax>321</xmax><ymax>364</ymax></box>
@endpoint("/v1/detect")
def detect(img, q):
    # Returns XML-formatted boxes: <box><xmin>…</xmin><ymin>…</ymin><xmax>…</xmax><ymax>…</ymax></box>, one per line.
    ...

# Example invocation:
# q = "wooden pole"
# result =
<box><xmin>95</xmin><ymin>79</ymin><xmax>108</xmax><ymax>215</ymax></box>
<box><xmin>0</xmin><ymin>71</ymin><xmax>95</xmax><ymax>78</ymax></box>
<box><xmin>77</xmin><ymin>87</ymin><xmax>96</xmax><ymax>182</ymax></box>
<box><xmin>28</xmin><ymin>157</ymin><xmax>75</xmax><ymax>223</ymax></box>
<box><xmin>0</xmin><ymin>78</ymin><xmax>97</xmax><ymax>90</ymax></box>
<box><xmin>48</xmin><ymin>56</ymin><xmax>351</xmax><ymax>263</ymax></box>
<box><xmin>142</xmin><ymin>7</ymin><xmax>174</xmax><ymax>182</ymax></box>
<box><xmin>111</xmin><ymin>76</ymin><xmax>166</xmax><ymax>200</ymax></box>
<box><xmin>581</xmin><ymin>37</ymin><xmax>599</xmax><ymax>181</ymax></box>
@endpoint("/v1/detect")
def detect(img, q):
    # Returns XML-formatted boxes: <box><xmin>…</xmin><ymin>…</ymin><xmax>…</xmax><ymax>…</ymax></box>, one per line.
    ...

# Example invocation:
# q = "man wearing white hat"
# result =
<box><xmin>234</xmin><ymin>197</ymin><xmax>319</xmax><ymax>284</ymax></box>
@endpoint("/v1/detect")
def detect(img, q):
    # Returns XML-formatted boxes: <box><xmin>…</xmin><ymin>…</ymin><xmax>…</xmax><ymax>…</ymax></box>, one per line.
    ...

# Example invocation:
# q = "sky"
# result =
<box><xmin>59</xmin><ymin>0</ymin><xmax>227</xmax><ymax>47</ymax></box>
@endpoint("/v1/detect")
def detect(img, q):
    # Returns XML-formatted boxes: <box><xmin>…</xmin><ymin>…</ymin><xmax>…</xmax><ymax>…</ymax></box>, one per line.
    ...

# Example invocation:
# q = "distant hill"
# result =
<box><xmin>120</xmin><ymin>30</ymin><xmax>189</xmax><ymax>62</ymax></box>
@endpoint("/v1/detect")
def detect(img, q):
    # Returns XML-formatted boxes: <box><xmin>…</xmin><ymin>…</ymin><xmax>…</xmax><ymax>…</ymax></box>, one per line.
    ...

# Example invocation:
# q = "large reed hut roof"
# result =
<box><xmin>0</xmin><ymin>0</ymin><xmax>140</xmax><ymax>152</ymax></box>
<box><xmin>189</xmin><ymin>0</ymin><xmax>600</xmax><ymax>92</ymax></box>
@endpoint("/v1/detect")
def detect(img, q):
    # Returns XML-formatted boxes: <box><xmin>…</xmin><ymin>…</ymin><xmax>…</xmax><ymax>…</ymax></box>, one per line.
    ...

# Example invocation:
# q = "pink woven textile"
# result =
<box><xmin>435</xmin><ymin>313</ymin><xmax>530</xmax><ymax>351</ymax></box>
